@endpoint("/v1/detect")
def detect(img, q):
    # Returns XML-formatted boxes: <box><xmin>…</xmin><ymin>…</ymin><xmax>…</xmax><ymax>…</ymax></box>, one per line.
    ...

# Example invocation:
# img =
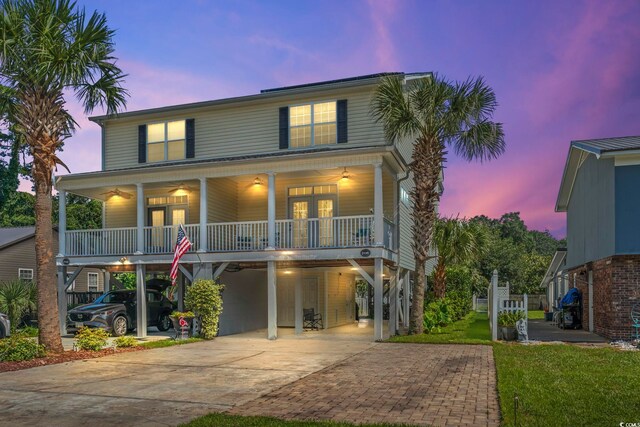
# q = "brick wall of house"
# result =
<box><xmin>568</xmin><ymin>255</ymin><xmax>640</xmax><ymax>340</ymax></box>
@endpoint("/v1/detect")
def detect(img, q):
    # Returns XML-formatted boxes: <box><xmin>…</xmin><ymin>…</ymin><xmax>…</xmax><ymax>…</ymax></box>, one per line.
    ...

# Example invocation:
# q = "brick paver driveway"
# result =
<box><xmin>231</xmin><ymin>343</ymin><xmax>500</xmax><ymax>427</ymax></box>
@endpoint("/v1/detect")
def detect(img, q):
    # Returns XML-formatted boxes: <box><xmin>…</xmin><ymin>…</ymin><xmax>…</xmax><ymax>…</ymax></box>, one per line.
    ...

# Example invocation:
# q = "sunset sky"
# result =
<box><xmin>43</xmin><ymin>0</ymin><xmax>640</xmax><ymax>238</ymax></box>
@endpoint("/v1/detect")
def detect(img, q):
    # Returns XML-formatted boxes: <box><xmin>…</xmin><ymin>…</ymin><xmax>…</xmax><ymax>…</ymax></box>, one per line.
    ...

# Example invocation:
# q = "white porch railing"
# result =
<box><xmin>275</xmin><ymin>215</ymin><xmax>376</xmax><ymax>249</ymax></box>
<box><xmin>143</xmin><ymin>224</ymin><xmax>199</xmax><ymax>254</ymax></box>
<box><xmin>66</xmin><ymin>227</ymin><xmax>137</xmax><ymax>256</ymax></box>
<box><xmin>206</xmin><ymin>220</ymin><xmax>268</xmax><ymax>252</ymax></box>
<box><xmin>64</xmin><ymin>215</ymin><xmax>396</xmax><ymax>256</ymax></box>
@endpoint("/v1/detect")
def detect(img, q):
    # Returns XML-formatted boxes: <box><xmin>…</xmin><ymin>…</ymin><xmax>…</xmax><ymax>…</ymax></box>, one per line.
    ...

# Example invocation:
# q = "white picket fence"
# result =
<box><xmin>488</xmin><ymin>270</ymin><xmax>528</xmax><ymax>341</ymax></box>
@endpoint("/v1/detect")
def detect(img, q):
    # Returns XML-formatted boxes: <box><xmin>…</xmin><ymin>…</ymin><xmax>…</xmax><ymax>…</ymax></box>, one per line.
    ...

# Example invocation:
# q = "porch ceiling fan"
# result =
<box><xmin>168</xmin><ymin>182</ymin><xmax>193</xmax><ymax>194</ymax></box>
<box><xmin>328</xmin><ymin>167</ymin><xmax>357</xmax><ymax>181</ymax></box>
<box><xmin>99</xmin><ymin>188</ymin><xmax>132</xmax><ymax>199</ymax></box>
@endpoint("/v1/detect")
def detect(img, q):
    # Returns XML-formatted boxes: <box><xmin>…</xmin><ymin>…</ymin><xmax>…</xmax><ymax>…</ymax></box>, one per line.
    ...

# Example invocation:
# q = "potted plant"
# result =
<box><xmin>543</xmin><ymin>304</ymin><xmax>553</xmax><ymax>321</ymax></box>
<box><xmin>497</xmin><ymin>310</ymin><xmax>525</xmax><ymax>341</ymax></box>
<box><xmin>169</xmin><ymin>311</ymin><xmax>195</xmax><ymax>339</ymax></box>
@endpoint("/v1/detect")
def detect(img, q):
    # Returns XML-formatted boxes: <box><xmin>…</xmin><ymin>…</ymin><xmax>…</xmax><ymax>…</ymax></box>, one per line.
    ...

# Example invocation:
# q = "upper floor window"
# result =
<box><xmin>289</xmin><ymin>101</ymin><xmax>336</xmax><ymax>148</ymax></box>
<box><xmin>147</xmin><ymin>120</ymin><xmax>186</xmax><ymax>162</ymax></box>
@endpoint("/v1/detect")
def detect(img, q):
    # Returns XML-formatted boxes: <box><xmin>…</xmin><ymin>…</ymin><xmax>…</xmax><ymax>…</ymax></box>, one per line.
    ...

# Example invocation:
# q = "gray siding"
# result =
<box><xmin>103</xmin><ymin>86</ymin><xmax>385</xmax><ymax>171</ymax></box>
<box><xmin>615</xmin><ymin>165</ymin><xmax>640</xmax><ymax>254</ymax></box>
<box><xmin>566</xmin><ymin>155</ymin><xmax>615</xmax><ymax>268</ymax></box>
<box><xmin>0</xmin><ymin>233</ymin><xmax>103</xmax><ymax>292</ymax></box>
<box><xmin>398</xmin><ymin>174</ymin><xmax>415</xmax><ymax>271</ymax></box>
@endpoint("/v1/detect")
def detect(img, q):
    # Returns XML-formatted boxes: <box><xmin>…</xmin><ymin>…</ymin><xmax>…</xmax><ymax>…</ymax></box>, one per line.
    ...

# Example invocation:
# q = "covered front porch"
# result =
<box><xmin>56</xmin><ymin>156</ymin><xmax>400</xmax><ymax>259</ymax></box>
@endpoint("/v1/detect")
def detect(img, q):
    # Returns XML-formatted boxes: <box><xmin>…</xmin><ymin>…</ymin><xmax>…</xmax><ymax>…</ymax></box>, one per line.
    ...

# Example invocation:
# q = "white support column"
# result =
<box><xmin>588</xmin><ymin>270</ymin><xmax>594</xmax><ymax>332</ymax></box>
<box><xmin>324</xmin><ymin>271</ymin><xmax>329</xmax><ymax>329</ymax></box>
<box><xmin>194</xmin><ymin>262</ymin><xmax>213</xmax><ymax>280</ymax></box>
<box><xmin>57</xmin><ymin>266</ymin><xmax>68</xmax><ymax>334</ymax></box>
<box><xmin>491</xmin><ymin>269</ymin><xmax>498</xmax><ymax>341</ymax></box>
<box><xmin>199</xmin><ymin>177</ymin><xmax>208</xmax><ymax>252</ymax></box>
<box><xmin>294</xmin><ymin>270</ymin><xmax>303</xmax><ymax>334</ymax></box>
<box><xmin>374</xmin><ymin>163</ymin><xmax>384</xmax><ymax>246</ymax></box>
<box><xmin>374</xmin><ymin>258</ymin><xmax>384</xmax><ymax>340</ymax></box>
<box><xmin>403</xmin><ymin>270</ymin><xmax>410</xmax><ymax>328</ymax></box>
<box><xmin>58</xmin><ymin>190</ymin><xmax>66</xmax><ymax>256</ymax></box>
<box><xmin>267</xmin><ymin>261</ymin><xmax>277</xmax><ymax>339</ymax></box>
<box><xmin>136</xmin><ymin>264</ymin><xmax>147</xmax><ymax>339</ymax></box>
<box><xmin>136</xmin><ymin>183</ymin><xmax>144</xmax><ymax>254</ymax></box>
<box><xmin>388</xmin><ymin>268</ymin><xmax>398</xmax><ymax>336</ymax></box>
<box><xmin>267</xmin><ymin>172</ymin><xmax>276</xmax><ymax>249</ymax></box>
<box><xmin>102</xmin><ymin>270</ymin><xmax>110</xmax><ymax>293</ymax></box>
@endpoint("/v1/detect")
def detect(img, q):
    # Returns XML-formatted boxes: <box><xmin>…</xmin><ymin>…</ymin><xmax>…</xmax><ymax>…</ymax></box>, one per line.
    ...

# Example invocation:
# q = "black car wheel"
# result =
<box><xmin>112</xmin><ymin>315</ymin><xmax>128</xmax><ymax>337</ymax></box>
<box><xmin>157</xmin><ymin>313</ymin><xmax>171</xmax><ymax>331</ymax></box>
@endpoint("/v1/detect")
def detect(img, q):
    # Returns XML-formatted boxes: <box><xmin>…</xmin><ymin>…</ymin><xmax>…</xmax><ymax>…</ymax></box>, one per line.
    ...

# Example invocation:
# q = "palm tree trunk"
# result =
<box><xmin>433</xmin><ymin>259</ymin><xmax>446</xmax><ymax>299</ymax></box>
<box><xmin>33</xmin><ymin>159</ymin><xmax>64</xmax><ymax>353</ymax></box>
<box><xmin>409</xmin><ymin>135</ymin><xmax>444</xmax><ymax>334</ymax></box>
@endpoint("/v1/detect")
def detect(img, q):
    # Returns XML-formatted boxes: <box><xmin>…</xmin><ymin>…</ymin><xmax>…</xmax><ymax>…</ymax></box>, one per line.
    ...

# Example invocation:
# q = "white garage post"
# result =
<box><xmin>267</xmin><ymin>261</ymin><xmax>277</xmax><ymax>339</ymax></box>
<box><xmin>136</xmin><ymin>264</ymin><xmax>147</xmax><ymax>339</ymax></box>
<box><xmin>388</xmin><ymin>269</ymin><xmax>397</xmax><ymax>336</ymax></box>
<box><xmin>294</xmin><ymin>270</ymin><xmax>303</xmax><ymax>335</ymax></box>
<box><xmin>374</xmin><ymin>258</ymin><xmax>384</xmax><ymax>340</ymax></box>
<box><xmin>57</xmin><ymin>266</ymin><xmax>68</xmax><ymax>334</ymax></box>
<box><xmin>403</xmin><ymin>270</ymin><xmax>410</xmax><ymax>328</ymax></box>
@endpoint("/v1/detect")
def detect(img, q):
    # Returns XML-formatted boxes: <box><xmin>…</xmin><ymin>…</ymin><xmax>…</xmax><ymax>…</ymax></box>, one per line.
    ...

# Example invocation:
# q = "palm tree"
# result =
<box><xmin>371</xmin><ymin>74</ymin><xmax>504</xmax><ymax>334</ymax></box>
<box><xmin>432</xmin><ymin>217</ymin><xmax>487</xmax><ymax>299</ymax></box>
<box><xmin>0</xmin><ymin>280</ymin><xmax>30</xmax><ymax>331</ymax></box>
<box><xmin>0</xmin><ymin>0</ymin><xmax>127</xmax><ymax>352</ymax></box>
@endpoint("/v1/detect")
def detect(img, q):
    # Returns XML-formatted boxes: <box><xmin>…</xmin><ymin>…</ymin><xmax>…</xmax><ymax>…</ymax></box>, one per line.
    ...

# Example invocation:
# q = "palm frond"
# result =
<box><xmin>370</xmin><ymin>75</ymin><xmax>420</xmax><ymax>142</ymax></box>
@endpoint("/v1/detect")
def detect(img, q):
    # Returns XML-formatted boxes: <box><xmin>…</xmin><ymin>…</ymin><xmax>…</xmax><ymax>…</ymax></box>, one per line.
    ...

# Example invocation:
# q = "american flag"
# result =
<box><xmin>170</xmin><ymin>224</ymin><xmax>192</xmax><ymax>285</ymax></box>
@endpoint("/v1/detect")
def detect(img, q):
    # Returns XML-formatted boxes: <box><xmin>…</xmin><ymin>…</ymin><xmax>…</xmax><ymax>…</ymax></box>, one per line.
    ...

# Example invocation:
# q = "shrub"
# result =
<box><xmin>0</xmin><ymin>280</ymin><xmax>36</xmax><ymax>331</ymax></box>
<box><xmin>0</xmin><ymin>335</ymin><xmax>46</xmax><ymax>361</ymax></box>
<box><xmin>185</xmin><ymin>279</ymin><xmax>224</xmax><ymax>340</ymax></box>
<box><xmin>170</xmin><ymin>311</ymin><xmax>195</xmax><ymax>318</ymax></box>
<box><xmin>423</xmin><ymin>299</ymin><xmax>451</xmax><ymax>333</ymax></box>
<box><xmin>75</xmin><ymin>327</ymin><xmax>110</xmax><ymax>351</ymax></box>
<box><xmin>17</xmin><ymin>325</ymin><xmax>39</xmax><ymax>337</ymax></box>
<box><xmin>498</xmin><ymin>310</ymin><xmax>525</xmax><ymax>327</ymax></box>
<box><xmin>114</xmin><ymin>335</ymin><xmax>138</xmax><ymax>348</ymax></box>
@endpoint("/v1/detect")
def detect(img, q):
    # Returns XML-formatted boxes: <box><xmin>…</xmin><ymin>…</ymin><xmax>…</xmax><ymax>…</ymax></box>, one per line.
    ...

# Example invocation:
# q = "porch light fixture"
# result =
<box><xmin>253</xmin><ymin>177</ymin><xmax>263</xmax><ymax>185</ymax></box>
<box><xmin>119</xmin><ymin>256</ymin><xmax>128</xmax><ymax>264</ymax></box>
<box><xmin>284</xmin><ymin>270</ymin><xmax>292</xmax><ymax>275</ymax></box>
<box><xmin>341</xmin><ymin>167</ymin><xmax>350</xmax><ymax>180</ymax></box>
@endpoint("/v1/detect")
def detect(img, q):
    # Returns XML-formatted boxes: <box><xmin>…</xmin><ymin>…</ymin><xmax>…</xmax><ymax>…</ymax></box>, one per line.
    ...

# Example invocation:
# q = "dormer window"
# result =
<box><xmin>289</xmin><ymin>101</ymin><xmax>336</xmax><ymax>148</ymax></box>
<box><xmin>147</xmin><ymin>120</ymin><xmax>186</xmax><ymax>162</ymax></box>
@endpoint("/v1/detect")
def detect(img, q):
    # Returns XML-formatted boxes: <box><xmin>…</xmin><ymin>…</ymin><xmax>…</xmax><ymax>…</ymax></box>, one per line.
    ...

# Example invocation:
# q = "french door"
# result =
<box><xmin>288</xmin><ymin>196</ymin><xmax>336</xmax><ymax>248</ymax></box>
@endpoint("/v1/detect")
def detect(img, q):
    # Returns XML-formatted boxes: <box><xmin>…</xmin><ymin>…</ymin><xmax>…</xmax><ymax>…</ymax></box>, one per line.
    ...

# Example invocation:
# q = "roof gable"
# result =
<box><xmin>556</xmin><ymin>136</ymin><xmax>640</xmax><ymax>212</ymax></box>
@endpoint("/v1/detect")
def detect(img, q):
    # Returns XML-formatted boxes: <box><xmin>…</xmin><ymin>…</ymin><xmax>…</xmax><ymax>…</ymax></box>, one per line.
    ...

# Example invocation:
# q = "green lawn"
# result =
<box><xmin>181</xmin><ymin>414</ymin><xmax>402</xmax><ymax>427</ymax></box>
<box><xmin>388</xmin><ymin>311</ymin><xmax>490</xmax><ymax>344</ymax></box>
<box><xmin>494</xmin><ymin>344</ymin><xmax>640</xmax><ymax>426</ymax></box>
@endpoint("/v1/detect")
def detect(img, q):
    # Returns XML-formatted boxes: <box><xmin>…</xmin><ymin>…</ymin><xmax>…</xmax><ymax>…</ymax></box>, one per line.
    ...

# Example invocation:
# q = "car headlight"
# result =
<box><xmin>98</xmin><ymin>310</ymin><xmax>116</xmax><ymax>317</ymax></box>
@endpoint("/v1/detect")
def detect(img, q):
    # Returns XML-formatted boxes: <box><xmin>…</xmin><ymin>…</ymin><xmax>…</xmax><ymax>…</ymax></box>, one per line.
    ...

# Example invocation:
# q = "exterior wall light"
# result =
<box><xmin>253</xmin><ymin>177</ymin><xmax>263</xmax><ymax>185</ymax></box>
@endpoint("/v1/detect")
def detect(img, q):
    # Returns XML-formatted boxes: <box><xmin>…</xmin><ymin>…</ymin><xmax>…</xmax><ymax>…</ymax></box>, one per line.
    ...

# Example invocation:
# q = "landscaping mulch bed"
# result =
<box><xmin>0</xmin><ymin>346</ymin><xmax>143</xmax><ymax>373</ymax></box>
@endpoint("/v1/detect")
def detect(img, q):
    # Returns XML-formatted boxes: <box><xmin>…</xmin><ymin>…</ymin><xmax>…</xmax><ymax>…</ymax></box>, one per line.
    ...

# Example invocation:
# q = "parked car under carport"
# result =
<box><xmin>67</xmin><ymin>281</ymin><xmax>174</xmax><ymax>336</ymax></box>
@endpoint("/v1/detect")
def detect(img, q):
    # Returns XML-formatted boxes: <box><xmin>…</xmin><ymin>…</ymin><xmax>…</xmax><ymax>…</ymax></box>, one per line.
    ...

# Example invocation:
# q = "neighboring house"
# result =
<box><xmin>54</xmin><ymin>72</ymin><xmax>435</xmax><ymax>340</ymax></box>
<box><xmin>551</xmin><ymin>136</ymin><xmax>640</xmax><ymax>340</ymax></box>
<box><xmin>0</xmin><ymin>226</ymin><xmax>104</xmax><ymax>292</ymax></box>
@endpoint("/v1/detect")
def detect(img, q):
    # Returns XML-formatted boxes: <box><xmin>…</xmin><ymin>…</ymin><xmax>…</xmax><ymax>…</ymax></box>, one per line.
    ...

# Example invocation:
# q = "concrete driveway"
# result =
<box><xmin>0</xmin><ymin>329</ymin><xmax>375</xmax><ymax>427</ymax></box>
